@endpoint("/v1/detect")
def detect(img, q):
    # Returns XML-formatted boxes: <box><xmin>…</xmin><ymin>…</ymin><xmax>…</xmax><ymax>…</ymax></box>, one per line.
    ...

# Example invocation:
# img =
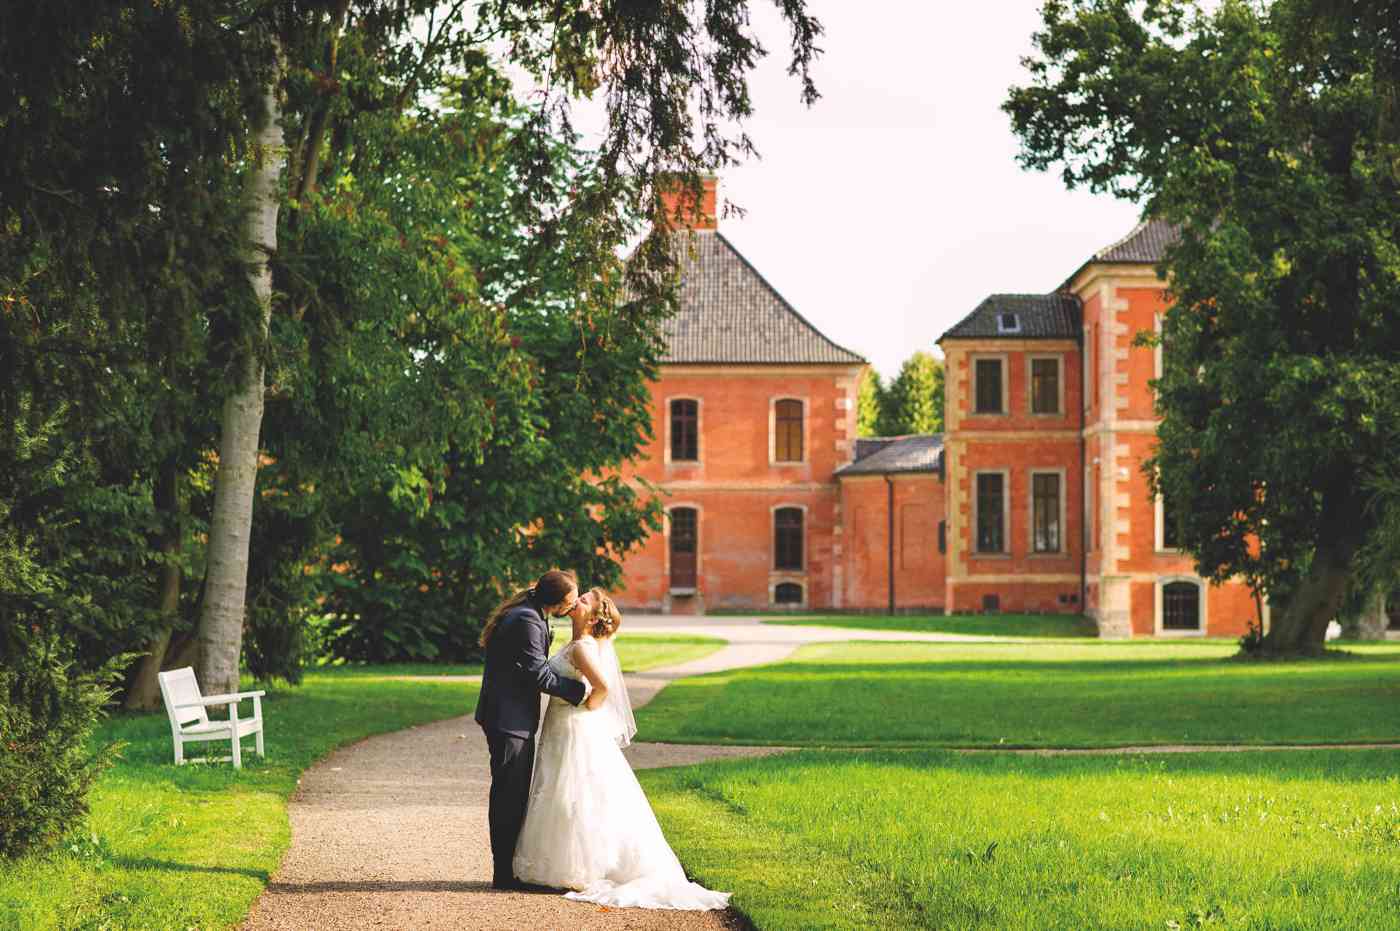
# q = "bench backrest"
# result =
<box><xmin>158</xmin><ymin>667</ymin><xmax>209</xmax><ymax>728</ymax></box>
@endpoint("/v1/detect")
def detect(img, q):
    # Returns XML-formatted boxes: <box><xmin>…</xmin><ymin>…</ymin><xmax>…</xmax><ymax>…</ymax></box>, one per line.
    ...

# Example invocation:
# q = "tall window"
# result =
<box><xmin>1031</xmin><ymin>358</ymin><xmax>1060</xmax><ymax>414</ymax></box>
<box><xmin>1162</xmin><ymin>581</ymin><xmax>1201</xmax><ymax>631</ymax></box>
<box><xmin>670</xmin><ymin>399</ymin><xmax>698</xmax><ymax>461</ymax></box>
<box><xmin>775</xmin><ymin>399</ymin><xmax>803</xmax><ymax>462</ymax></box>
<box><xmin>976</xmin><ymin>473</ymin><xmax>1005</xmax><ymax>553</ymax></box>
<box><xmin>1162</xmin><ymin>491</ymin><xmax>1182</xmax><ymax>550</ymax></box>
<box><xmin>669</xmin><ymin>508</ymin><xmax>697</xmax><ymax>589</ymax></box>
<box><xmin>974</xmin><ymin>359</ymin><xmax>1003</xmax><ymax>414</ymax></box>
<box><xmin>775</xmin><ymin>507</ymin><xmax>804</xmax><ymax>570</ymax></box>
<box><xmin>1032</xmin><ymin>473</ymin><xmax>1061</xmax><ymax>553</ymax></box>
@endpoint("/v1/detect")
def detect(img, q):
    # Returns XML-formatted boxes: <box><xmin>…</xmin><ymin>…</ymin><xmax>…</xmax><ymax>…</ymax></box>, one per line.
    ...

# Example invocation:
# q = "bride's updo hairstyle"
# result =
<box><xmin>587</xmin><ymin>588</ymin><xmax>622</xmax><ymax>639</ymax></box>
<box><xmin>478</xmin><ymin>569</ymin><xmax>577</xmax><ymax>648</ymax></box>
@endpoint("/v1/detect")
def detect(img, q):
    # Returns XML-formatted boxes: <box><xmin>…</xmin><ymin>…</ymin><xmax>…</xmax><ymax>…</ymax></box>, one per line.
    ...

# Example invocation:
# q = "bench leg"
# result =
<box><xmin>255</xmin><ymin>727</ymin><xmax>265</xmax><ymax>758</ymax></box>
<box><xmin>174</xmin><ymin>739</ymin><xmax>184</xmax><ymax>766</ymax></box>
<box><xmin>231</xmin><ymin>732</ymin><xmax>242</xmax><ymax>769</ymax></box>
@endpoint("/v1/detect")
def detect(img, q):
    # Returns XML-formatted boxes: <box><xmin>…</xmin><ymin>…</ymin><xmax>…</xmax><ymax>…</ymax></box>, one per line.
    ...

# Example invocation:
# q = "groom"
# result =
<box><xmin>474</xmin><ymin>569</ymin><xmax>588</xmax><ymax>890</ymax></box>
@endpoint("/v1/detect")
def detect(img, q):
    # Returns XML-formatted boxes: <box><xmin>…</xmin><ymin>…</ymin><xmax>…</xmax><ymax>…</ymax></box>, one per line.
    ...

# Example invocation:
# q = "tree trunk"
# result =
<box><xmin>196</xmin><ymin>50</ymin><xmax>284</xmax><ymax>695</ymax></box>
<box><xmin>124</xmin><ymin>455</ymin><xmax>183</xmax><ymax>711</ymax></box>
<box><xmin>1257</xmin><ymin>486</ymin><xmax>1362</xmax><ymax>656</ymax></box>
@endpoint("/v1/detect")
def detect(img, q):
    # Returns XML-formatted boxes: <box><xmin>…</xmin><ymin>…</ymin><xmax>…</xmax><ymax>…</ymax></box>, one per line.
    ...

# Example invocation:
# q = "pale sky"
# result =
<box><xmin>508</xmin><ymin>2</ymin><xmax>1146</xmax><ymax>378</ymax></box>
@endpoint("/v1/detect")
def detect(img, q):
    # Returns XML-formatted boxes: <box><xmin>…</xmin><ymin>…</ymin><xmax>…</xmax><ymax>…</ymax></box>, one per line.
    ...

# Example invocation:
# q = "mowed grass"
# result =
<box><xmin>641</xmin><ymin>748</ymin><xmax>1400</xmax><ymax>930</ymax></box>
<box><xmin>762</xmin><ymin>612</ymin><xmax>1098</xmax><ymax>638</ymax></box>
<box><xmin>0</xmin><ymin>670</ymin><xmax>481</xmax><ymax>931</ymax></box>
<box><xmin>635</xmin><ymin>640</ymin><xmax>1400</xmax><ymax>748</ymax></box>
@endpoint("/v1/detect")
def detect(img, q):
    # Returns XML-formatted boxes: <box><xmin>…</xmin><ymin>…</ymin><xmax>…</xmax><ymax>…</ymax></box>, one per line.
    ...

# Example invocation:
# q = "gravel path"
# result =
<box><xmin>241</xmin><ymin>613</ymin><xmax>853</xmax><ymax>931</ymax></box>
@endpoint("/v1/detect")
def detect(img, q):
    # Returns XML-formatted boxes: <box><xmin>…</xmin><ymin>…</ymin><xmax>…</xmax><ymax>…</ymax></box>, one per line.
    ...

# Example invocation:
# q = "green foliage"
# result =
<box><xmin>856</xmin><ymin>367</ymin><xmax>885</xmax><ymax>437</ymax></box>
<box><xmin>1005</xmin><ymin>0</ymin><xmax>1400</xmax><ymax>649</ymax></box>
<box><xmin>858</xmin><ymin>353</ymin><xmax>944</xmax><ymax>437</ymax></box>
<box><xmin>881</xmin><ymin>351</ymin><xmax>944</xmax><ymax>434</ymax></box>
<box><xmin>0</xmin><ymin>633</ymin><xmax>125</xmax><ymax>859</ymax></box>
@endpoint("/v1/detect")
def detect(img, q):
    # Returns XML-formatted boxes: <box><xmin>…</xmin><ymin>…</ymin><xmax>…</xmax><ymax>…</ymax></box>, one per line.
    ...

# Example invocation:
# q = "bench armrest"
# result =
<box><xmin>175</xmin><ymin>690</ymin><xmax>266</xmax><ymax>707</ymax></box>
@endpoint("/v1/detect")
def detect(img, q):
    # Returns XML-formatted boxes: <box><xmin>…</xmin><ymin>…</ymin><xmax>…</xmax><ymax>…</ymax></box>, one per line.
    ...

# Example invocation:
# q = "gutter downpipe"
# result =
<box><xmin>1080</xmin><ymin>334</ymin><xmax>1088</xmax><ymax>615</ymax></box>
<box><xmin>885</xmin><ymin>474</ymin><xmax>896</xmax><ymax>615</ymax></box>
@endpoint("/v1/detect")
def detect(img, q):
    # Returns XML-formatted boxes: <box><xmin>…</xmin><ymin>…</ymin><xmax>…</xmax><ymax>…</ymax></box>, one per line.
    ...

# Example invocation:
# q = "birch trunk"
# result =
<box><xmin>195</xmin><ymin>53</ymin><xmax>284</xmax><ymax>695</ymax></box>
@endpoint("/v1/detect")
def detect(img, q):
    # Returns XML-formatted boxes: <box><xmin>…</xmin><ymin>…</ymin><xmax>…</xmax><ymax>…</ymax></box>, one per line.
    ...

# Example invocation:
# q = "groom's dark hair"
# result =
<box><xmin>478</xmin><ymin>569</ymin><xmax>577</xmax><ymax>648</ymax></box>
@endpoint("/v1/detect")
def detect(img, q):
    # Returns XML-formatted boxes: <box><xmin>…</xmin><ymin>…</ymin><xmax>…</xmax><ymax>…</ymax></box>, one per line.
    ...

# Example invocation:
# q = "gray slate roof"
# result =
<box><xmin>939</xmin><ymin>293</ymin><xmax>1081</xmax><ymax>342</ymax></box>
<box><xmin>1093</xmin><ymin>218</ymin><xmax>1178</xmax><ymax>263</ymax></box>
<box><xmin>660</xmin><ymin>232</ymin><xmax>866</xmax><ymax>365</ymax></box>
<box><xmin>836</xmin><ymin>434</ymin><xmax>944</xmax><ymax>477</ymax></box>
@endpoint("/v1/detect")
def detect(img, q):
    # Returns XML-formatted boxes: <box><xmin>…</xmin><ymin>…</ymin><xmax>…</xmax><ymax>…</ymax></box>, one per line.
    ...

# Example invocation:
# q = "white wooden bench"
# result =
<box><xmin>157</xmin><ymin>667</ymin><xmax>265</xmax><ymax>768</ymax></box>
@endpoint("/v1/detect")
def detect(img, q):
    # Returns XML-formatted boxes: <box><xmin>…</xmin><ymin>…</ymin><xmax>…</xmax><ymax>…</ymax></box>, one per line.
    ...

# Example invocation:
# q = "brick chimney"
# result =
<box><xmin>657</xmin><ymin>175</ymin><xmax>718</xmax><ymax>231</ymax></box>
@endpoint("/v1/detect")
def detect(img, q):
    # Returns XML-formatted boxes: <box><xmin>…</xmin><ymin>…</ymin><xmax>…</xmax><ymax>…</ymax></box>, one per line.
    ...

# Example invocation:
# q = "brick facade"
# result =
<box><xmin>613</xmin><ymin>193</ymin><xmax>1257</xmax><ymax>637</ymax></box>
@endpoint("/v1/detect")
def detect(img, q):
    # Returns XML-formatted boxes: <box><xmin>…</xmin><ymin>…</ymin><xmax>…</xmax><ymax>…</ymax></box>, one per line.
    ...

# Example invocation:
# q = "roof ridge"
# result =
<box><xmin>711</xmin><ymin>231</ymin><xmax>867</xmax><ymax>364</ymax></box>
<box><xmin>1094</xmin><ymin>218</ymin><xmax>1153</xmax><ymax>260</ymax></box>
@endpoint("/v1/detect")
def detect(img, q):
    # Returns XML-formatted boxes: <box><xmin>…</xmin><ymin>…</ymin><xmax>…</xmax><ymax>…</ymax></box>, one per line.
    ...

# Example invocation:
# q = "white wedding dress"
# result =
<box><xmin>512</xmin><ymin>636</ymin><xmax>730</xmax><ymax>910</ymax></box>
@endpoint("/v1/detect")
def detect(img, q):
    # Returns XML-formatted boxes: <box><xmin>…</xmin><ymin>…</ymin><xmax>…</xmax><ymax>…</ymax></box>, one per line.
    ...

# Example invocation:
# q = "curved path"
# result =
<box><xmin>243</xmin><ymin>615</ymin><xmax>971</xmax><ymax>930</ymax></box>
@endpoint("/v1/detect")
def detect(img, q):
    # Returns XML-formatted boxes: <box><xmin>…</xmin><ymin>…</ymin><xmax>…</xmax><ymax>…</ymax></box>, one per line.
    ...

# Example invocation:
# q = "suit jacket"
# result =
<box><xmin>474</xmin><ymin>596</ymin><xmax>587</xmax><ymax>738</ymax></box>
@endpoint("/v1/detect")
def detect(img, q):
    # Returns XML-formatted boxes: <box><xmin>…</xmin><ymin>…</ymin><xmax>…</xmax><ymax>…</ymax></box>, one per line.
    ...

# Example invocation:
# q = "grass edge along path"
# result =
<box><xmin>642</xmin><ymin>747</ymin><xmax>1400</xmax><ymax>931</ymax></box>
<box><xmin>0</xmin><ymin>670</ymin><xmax>482</xmax><ymax>931</ymax></box>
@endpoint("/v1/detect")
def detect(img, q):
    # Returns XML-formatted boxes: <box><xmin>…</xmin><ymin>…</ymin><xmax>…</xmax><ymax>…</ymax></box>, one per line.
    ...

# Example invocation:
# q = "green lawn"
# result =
<box><xmin>761</xmin><ymin>612</ymin><xmax>1098</xmax><ymax>638</ymax></box>
<box><xmin>635</xmin><ymin>640</ymin><xmax>1400</xmax><ymax>748</ymax></box>
<box><xmin>0</xmin><ymin>670</ymin><xmax>481</xmax><ymax>931</ymax></box>
<box><xmin>642</xmin><ymin>748</ymin><xmax>1400</xmax><ymax>930</ymax></box>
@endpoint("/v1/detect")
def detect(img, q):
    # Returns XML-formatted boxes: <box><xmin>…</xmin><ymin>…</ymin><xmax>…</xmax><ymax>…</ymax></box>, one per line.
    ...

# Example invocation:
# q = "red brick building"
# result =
<box><xmin>612</xmin><ymin>179</ymin><xmax>869</xmax><ymax>613</ymax></box>
<box><xmin>615</xmin><ymin>187</ymin><xmax>1261</xmax><ymax>636</ymax></box>
<box><xmin>939</xmin><ymin>220</ymin><xmax>1260</xmax><ymax>637</ymax></box>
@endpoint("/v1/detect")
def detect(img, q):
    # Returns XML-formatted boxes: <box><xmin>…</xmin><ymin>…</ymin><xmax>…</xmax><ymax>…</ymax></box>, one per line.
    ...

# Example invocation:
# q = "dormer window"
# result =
<box><xmin>997</xmin><ymin>312</ymin><xmax>1021</xmax><ymax>334</ymax></box>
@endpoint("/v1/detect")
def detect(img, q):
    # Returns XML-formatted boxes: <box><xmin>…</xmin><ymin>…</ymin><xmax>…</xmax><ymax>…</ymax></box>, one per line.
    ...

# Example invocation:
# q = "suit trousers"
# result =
<box><xmin>483</xmin><ymin>726</ymin><xmax>536</xmax><ymax>883</ymax></box>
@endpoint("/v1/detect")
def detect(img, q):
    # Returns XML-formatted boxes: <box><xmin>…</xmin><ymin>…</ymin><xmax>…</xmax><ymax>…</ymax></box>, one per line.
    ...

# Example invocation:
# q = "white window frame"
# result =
<box><xmin>1155</xmin><ymin>575</ymin><xmax>1207</xmax><ymax>637</ymax></box>
<box><xmin>972</xmin><ymin>469</ymin><xmax>1011</xmax><ymax>556</ymax></box>
<box><xmin>970</xmin><ymin>354</ymin><xmax>1009</xmax><ymax>416</ymax></box>
<box><xmin>1028</xmin><ymin>468</ymin><xmax>1067</xmax><ymax>555</ymax></box>
<box><xmin>664</xmin><ymin>396</ymin><xmax>702</xmax><ymax>465</ymax></box>
<box><xmin>769</xmin><ymin>396</ymin><xmax>809</xmax><ymax>466</ymax></box>
<box><xmin>1027</xmin><ymin>354</ymin><xmax>1064</xmax><ymax>416</ymax></box>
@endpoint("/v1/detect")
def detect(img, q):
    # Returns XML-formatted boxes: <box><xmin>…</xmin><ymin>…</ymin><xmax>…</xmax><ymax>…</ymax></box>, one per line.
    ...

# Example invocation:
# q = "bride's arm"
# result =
<box><xmin>570</xmin><ymin>641</ymin><xmax>610</xmax><ymax>711</ymax></box>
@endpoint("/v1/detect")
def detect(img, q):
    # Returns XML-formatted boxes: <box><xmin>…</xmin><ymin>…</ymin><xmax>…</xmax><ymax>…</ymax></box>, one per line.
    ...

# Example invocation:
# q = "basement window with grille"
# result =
<box><xmin>996</xmin><ymin>312</ymin><xmax>1021</xmax><ymax>334</ymax></box>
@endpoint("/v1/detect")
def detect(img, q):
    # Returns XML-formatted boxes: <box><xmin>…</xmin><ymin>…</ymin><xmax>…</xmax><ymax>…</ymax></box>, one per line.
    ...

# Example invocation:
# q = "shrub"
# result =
<box><xmin>0</xmin><ymin>633</ymin><xmax>126</xmax><ymax>860</ymax></box>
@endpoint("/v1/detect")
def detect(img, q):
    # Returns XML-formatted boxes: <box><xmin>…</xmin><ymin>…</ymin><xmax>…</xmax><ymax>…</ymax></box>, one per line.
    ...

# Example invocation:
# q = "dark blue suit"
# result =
<box><xmin>474</xmin><ymin>596</ymin><xmax>586</xmax><ymax>884</ymax></box>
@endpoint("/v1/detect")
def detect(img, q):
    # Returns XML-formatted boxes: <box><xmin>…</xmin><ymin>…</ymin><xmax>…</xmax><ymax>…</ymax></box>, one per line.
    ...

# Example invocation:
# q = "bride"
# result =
<box><xmin>512</xmin><ymin>588</ymin><xmax>730</xmax><ymax>911</ymax></box>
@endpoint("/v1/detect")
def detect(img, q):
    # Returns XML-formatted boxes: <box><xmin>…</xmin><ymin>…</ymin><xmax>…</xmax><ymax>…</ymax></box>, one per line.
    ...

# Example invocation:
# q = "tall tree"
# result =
<box><xmin>856</xmin><ymin>368</ymin><xmax>885</xmax><ymax>437</ymax></box>
<box><xmin>881</xmin><ymin>351</ymin><xmax>945</xmax><ymax>435</ymax></box>
<box><xmin>1005</xmin><ymin>0</ymin><xmax>1400</xmax><ymax>655</ymax></box>
<box><xmin>188</xmin><ymin>0</ymin><xmax>824</xmax><ymax>689</ymax></box>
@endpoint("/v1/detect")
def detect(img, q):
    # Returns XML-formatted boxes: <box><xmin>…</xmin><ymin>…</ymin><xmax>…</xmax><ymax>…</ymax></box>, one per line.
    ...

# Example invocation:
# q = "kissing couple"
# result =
<box><xmin>473</xmin><ymin>569</ymin><xmax>730</xmax><ymax>910</ymax></box>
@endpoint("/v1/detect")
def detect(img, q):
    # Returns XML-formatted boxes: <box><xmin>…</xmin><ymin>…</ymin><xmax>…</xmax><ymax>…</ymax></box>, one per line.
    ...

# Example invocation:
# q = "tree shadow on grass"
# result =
<box><xmin>113</xmin><ymin>856</ymin><xmax>268</xmax><ymax>880</ymax></box>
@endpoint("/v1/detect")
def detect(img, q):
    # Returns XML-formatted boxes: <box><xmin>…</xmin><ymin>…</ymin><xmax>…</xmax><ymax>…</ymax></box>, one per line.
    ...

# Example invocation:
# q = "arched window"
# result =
<box><xmin>670</xmin><ymin>399</ymin><xmax>698</xmax><ymax>462</ymax></box>
<box><xmin>669</xmin><ymin>507</ymin><xmax>697</xmax><ymax>590</ymax></box>
<box><xmin>1162</xmin><ymin>580</ymin><xmax>1201</xmax><ymax>631</ymax></box>
<box><xmin>774</xmin><ymin>582</ymin><xmax>803</xmax><ymax>605</ymax></box>
<box><xmin>774</xmin><ymin>507</ymin><xmax>803</xmax><ymax>570</ymax></box>
<box><xmin>774</xmin><ymin>399</ymin><xmax>803</xmax><ymax>462</ymax></box>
